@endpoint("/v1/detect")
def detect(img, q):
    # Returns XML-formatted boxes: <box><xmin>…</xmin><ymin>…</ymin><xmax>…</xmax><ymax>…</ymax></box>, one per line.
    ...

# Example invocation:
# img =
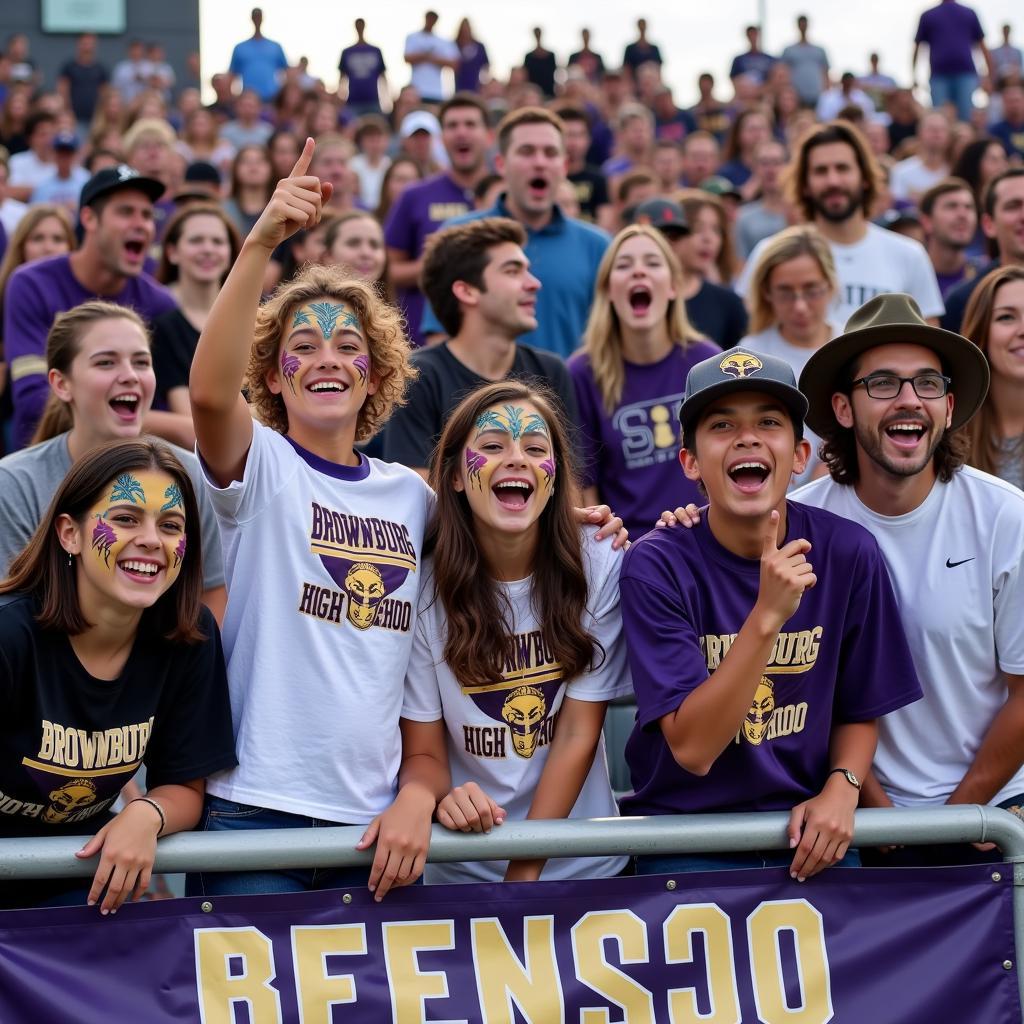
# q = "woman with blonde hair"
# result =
<box><xmin>961</xmin><ymin>265</ymin><xmax>1024</xmax><ymax>490</ymax></box>
<box><xmin>741</xmin><ymin>224</ymin><xmax>838</xmax><ymax>486</ymax></box>
<box><xmin>570</xmin><ymin>223</ymin><xmax>719</xmax><ymax>537</ymax></box>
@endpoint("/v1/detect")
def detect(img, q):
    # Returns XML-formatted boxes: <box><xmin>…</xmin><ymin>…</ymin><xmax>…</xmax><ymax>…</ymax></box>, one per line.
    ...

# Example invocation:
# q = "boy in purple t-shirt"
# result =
<box><xmin>620</xmin><ymin>348</ymin><xmax>921</xmax><ymax>879</ymax></box>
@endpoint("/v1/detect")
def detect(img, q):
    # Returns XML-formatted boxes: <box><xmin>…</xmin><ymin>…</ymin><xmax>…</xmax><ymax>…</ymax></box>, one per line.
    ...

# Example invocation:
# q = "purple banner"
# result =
<box><xmin>0</xmin><ymin>865</ymin><xmax>1018</xmax><ymax>1022</ymax></box>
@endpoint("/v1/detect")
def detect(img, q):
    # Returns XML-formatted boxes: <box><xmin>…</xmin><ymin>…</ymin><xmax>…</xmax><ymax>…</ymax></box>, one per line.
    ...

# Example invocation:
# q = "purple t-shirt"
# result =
<box><xmin>619</xmin><ymin>501</ymin><xmax>922</xmax><ymax>815</ymax></box>
<box><xmin>383</xmin><ymin>174</ymin><xmax>474</xmax><ymax>347</ymax></box>
<box><xmin>339</xmin><ymin>43</ymin><xmax>386</xmax><ymax>106</ymax></box>
<box><xmin>455</xmin><ymin>41</ymin><xmax>489</xmax><ymax>93</ymax></box>
<box><xmin>569</xmin><ymin>341</ymin><xmax>720</xmax><ymax>539</ymax></box>
<box><xmin>915</xmin><ymin>2</ymin><xmax>984</xmax><ymax>76</ymax></box>
<box><xmin>6</xmin><ymin>255</ymin><xmax>177</xmax><ymax>449</ymax></box>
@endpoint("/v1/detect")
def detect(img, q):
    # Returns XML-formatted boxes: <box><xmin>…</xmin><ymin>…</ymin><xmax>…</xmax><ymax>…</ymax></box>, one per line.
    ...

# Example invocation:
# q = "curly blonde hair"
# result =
<box><xmin>246</xmin><ymin>263</ymin><xmax>417</xmax><ymax>442</ymax></box>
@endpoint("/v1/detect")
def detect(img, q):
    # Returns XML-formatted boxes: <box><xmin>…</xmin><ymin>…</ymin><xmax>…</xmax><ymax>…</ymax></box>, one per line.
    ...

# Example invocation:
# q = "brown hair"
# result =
<box><xmin>322</xmin><ymin>210</ymin><xmax>389</xmax><ymax>293</ymax></box>
<box><xmin>426</xmin><ymin>381</ymin><xmax>600</xmax><ymax>689</ymax></box>
<box><xmin>246</xmin><ymin>263</ymin><xmax>416</xmax><ymax>442</ymax></box>
<box><xmin>722</xmin><ymin>106</ymin><xmax>773</xmax><ymax>163</ymax></box>
<box><xmin>961</xmin><ymin>265</ymin><xmax>1024</xmax><ymax>477</ymax></box>
<box><xmin>919</xmin><ymin>176</ymin><xmax>974</xmax><ymax>217</ymax></box>
<box><xmin>374</xmin><ymin>155</ymin><xmax>424</xmax><ymax>223</ymax></box>
<box><xmin>156</xmin><ymin>203</ymin><xmax>241</xmax><ymax>285</ymax></box>
<box><xmin>496</xmin><ymin>107</ymin><xmax>565</xmax><ymax>155</ymax></box>
<box><xmin>784</xmin><ymin>120</ymin><xmax>882</xmax><ymax>223</ymax></box>
<box><xmin>31</xmin><ymin>301</ymin><xmax>150</xmax><ymax>445</ymax></box>
<box><xmin>420</xmin><ymin>217</ymin><xmax>527</xmax><ymax>337</ymax></box>
<box><xmin>818</xmin><ymin>354</ymin><xmax>969</xmax><ymax>485</ymax></box>
<box><xmin>0</xmin><ymin>439</ymin><xmax>205</xmax><ymax>643</ymax></box>
<box><xmin>439</xmin><ymin>92</ymin><xmax>489</xmax><ymax>126</ymax></box>
<box><xmin>676</xmin><ymin>188</ymin><xmax>736</xmax><ymax>283</ymax></box>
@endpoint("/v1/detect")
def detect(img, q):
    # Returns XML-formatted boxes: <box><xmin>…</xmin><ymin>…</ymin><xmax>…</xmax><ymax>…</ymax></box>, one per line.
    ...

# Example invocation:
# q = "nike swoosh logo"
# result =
<box><xmin>945</xmin><ymin>557</ymin><xmax>975</xmax><ymax>568</ymax></box>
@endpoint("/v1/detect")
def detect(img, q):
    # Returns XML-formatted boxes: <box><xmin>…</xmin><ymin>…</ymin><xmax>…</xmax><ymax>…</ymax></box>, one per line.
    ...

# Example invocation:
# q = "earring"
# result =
<box><xmin>67</xmin><ymin>552</ymin><xmax>73</xmax><ymax>567</ymax></box>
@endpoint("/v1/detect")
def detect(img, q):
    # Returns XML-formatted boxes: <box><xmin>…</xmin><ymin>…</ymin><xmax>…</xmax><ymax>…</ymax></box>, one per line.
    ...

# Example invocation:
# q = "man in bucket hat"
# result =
<box><xmin>619</xmin><ymin>346</ymin><xmax>921</xmax><ymax>879</ymax></box>
<box><xmin>792</xmin><ymin>291</ymin><xmax>1024</xmax><ymax>864</ymax></box>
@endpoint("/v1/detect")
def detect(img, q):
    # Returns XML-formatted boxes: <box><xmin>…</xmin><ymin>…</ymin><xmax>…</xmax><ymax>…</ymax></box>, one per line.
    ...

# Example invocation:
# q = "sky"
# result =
<box><xmin>199</xmin><ymin>0</ymin><xmax>1022</xmax><ymax>108</ymax></box>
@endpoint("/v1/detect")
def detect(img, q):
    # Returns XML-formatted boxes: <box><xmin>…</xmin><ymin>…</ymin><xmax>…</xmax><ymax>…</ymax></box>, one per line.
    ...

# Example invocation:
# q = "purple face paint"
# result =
<box><xmin>91</xmin><ymin>517</ymin><xmax>117</xmax><ymax>567</ymax></box>
<box><xmin>173</xmin><ymin>535</ymin><xmax>186</xmax><ymax>568</ymax></box>
<box><xmin>465</xmin><ymin>448</ymin><xmax>487</xmax><ymax>489</ymax></box>
<box><xmin>540</xmin><ymin>457</ymin><xmax>556</xmax><ymax>488</ymax></box>
<box><xmin>281</xmin><ymin>351</ymin><xmax>301</xmax><ymax>394</ymax></box>
<box><xmin>353</xmin><ymin>354</ymin><xmax>370</xmax><ymax>385</ymax></box>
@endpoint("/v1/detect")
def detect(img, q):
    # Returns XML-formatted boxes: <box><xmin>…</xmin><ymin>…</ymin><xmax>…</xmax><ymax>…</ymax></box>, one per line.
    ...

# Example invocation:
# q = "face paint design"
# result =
<box><xmin>539</xmin><ymin>456</ymin><xmax>556</xmax><ymax>490</ymax></box>
<box><xmin>465</xmin><ymin>448</ymin><xmax>487</xmax><ymax>489</ymax></box>
<box><xmin>306</xmin><ymin>301</ymin><xmax>361</xmax><ymax>338</ymax></box>
<box><xmin>85</xmin><ymin>470</ymin><xmax>187</xmax><ymax>588</ymax></box>
<box><xmin>353</xmin><ymin>354</ymin><xmax>370</xmax><ymax>386</ymax></box>
<box><xmin>161</xmin><ymin>482</ymin><xmax>183</xmax><ymax>513</ymax></box>
<box><xmin>475</xmin><ymin>405</ymin><xmax>551</xmax><ymax>441</ymax></box>
<box><xmin>281</xmin><ymin>350</ymin><xmax>301</xmax><ymax>394</ymax></box>
<box><xmin>292</xmin><ymin>308</ymin><xmax>312</xmax><ymax>328</ymax></box>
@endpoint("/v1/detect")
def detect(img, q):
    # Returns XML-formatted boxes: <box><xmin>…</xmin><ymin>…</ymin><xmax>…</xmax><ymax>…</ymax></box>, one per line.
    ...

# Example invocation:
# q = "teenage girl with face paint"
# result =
<box><xmin>401</xmin><ymin>381</ymin><xmax>632</xmax><ymax>884</ymax></box>
<box><xmin>187</xmin><ymin>138</ymin><xmax>449</xmax><ymax>900</ymax></box>
<box><xmin>0</xmin><ymin>440</ymin><xmax>235</xmax><ymax>912</ymax></box>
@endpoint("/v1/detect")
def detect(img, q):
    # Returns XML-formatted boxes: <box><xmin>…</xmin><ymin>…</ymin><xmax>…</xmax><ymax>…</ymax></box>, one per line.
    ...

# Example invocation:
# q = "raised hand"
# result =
<box><xmin>247</xmin><ymin>137</ymin><xmax>334</xmax><ymax>251</ymax></box>
<box><xmin>754</xmin><ymin>510</ymin><xmax>815</xmax><ymax>631</ymax></box>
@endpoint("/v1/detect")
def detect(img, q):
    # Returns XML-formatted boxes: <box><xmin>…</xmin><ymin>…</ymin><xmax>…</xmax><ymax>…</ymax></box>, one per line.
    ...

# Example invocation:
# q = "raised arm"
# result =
<box><xmin>189</xmin><ymin>138</ymin><xmax>329</xmax><ymax>485</ymax></box>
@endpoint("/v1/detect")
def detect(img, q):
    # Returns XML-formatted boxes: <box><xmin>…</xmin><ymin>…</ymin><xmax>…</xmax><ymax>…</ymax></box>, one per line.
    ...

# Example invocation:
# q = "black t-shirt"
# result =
<box><xmin>57</xmin><ymin>60</ymin><xmax>109</xmax><ymax>122</ymax></box>
<box><xmin>152</xmin><ymin>307</ymin><xmax>200</xmax><ymax>407</ymax></box>
<box><xmin>685</xmin><ymin>280</ymin><xmax>749</xmax><ymax>349</ymax></box>
<box><xmin>0</xmin><ymin>595</ymin><xmax>237</xmax><ymax>840</ymax></box>
<box><xmin>380</xmin><ymin>341</ymin><xmax>580</xmax><ymax>469</ymax></box>
<box><xmin>623</xmin><ymin>41</ymin><xmax>663</xmax><ymax>71</ymax></box>
<box><xmin>524</xmin><ymin>49</ymin><xmax>557</xmax><ymax>97</ymax></box>
<box><xmin>568</xmin><ymin>167</ymin><xmax>610</xmax><ymax>221</ymax></box>
<box><xmin>941</xmin><ymin>259</ymin><xmax>998</xmax><ymax>333</ymax></box>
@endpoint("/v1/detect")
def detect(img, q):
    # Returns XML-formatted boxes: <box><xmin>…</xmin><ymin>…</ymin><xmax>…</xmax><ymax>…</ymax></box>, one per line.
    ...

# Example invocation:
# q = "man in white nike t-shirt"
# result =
<box><xmin>736</xmin><ymin>121</ymin><xmax>943</xmax><ymax>329</ymax></box>
<box><xmin>793</xmin><ymin>292</ymin><xmax>1024</xmax><ymax>865</ymax></box>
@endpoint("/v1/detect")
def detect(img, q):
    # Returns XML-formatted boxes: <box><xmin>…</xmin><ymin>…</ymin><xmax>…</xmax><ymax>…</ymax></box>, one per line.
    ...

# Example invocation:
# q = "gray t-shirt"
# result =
<box><xmin>0</xmin><ymin>434</ymin><xmax>225</xmax><ymax>590</ymax></box>
<box><xmin>781</xmin><ymin>42</ymin><xmax>829</xmax><ymax>104</ymax></box>
<box><xmin>994</xmin><ymin>436</ymin><xmax>1024</xmax><ymax>492</ymax></box>
<box><xmin>734</xmin><ymin>201</ymin><xmax>788</xmax><ymax>260</ymax></box>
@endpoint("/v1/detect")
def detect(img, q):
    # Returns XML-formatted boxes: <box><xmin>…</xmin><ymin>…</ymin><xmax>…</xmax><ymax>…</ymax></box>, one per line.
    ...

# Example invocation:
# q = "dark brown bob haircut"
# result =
<box><xmin>0</xmin><ymin>439</ymin><xmax>206</xmax><ymax>643</ymax></box>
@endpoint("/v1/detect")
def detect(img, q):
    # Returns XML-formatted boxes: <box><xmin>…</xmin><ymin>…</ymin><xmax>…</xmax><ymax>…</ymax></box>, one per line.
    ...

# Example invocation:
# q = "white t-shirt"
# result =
<box><xmin>736</xmin><ymin>223</ymin><xmax>944</xmax><ymax>329</ymax></box>
<box><xmin>404</xmin><ymin>31</ymin><xmax>458</xmax><ymax>101</ymax></box>
<box><xmin>350</xmin><ymin>153</ymin><xmax>391</xmax><ymax>209</ymax></box>
<box><xmin>889</xmin><ymin>156</ymin><xmax>948</xmax><ymax>203</ymax></box>
<box><xmin>202</xmin><ymin>421</ymin><xmax>433</xmax><ymax>822</ymax></box>
<box><xmin>403</xmin><ymin>528</ymin><xmax>632</xmax><ymax>883</ymax></box>
<box><xmin>741</xmin><ymin>324</ymin><xmax>834</xmax><ymax>488</ymax></box>
<box><xmin>8</xmin><ymin>151</ymin><xmax>55</xmax><ymax>191</ymax></box>
<box><xmin>792</xmin><ymin>467</ymin><xmax>1024</xmax><ymax>807</ymax></box>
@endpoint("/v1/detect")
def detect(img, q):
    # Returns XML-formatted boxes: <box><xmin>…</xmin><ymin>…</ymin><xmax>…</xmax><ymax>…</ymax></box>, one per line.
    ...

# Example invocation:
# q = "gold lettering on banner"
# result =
<box><xmin>194</xmin><ymin>927</ymin><xmax>282</xmax><ymax>1024</ymax></box>
<box><xmin>291</xmin><ymin>925</ymin><xmax>366</xmax><ymax>1024</ymax></box>
<box><xmin>664</xmin><ymin>904</ymin><xmax>742</xmax><ymax>1023</ymax></box>
<box><xmin>571</xmin><ymin>910</ymin><xmax>655</xmax><ymax>1024</ymax></box>
<box><xmin>472</xmin><ymin>916</ymin><xmax>562</xmax><ymax>1024</ymax></box>
<box><xmin>383</xmin><ymin>921</ymin><xmax>454</xmax><ymax>1024</ymax></box>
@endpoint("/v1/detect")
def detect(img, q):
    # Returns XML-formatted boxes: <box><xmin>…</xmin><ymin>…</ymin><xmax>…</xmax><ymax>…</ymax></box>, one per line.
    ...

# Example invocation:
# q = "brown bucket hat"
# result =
<box><xmin>798</xmin><ymin>292</ymin><xmax>990</xmax><ymax>436</ymax></box>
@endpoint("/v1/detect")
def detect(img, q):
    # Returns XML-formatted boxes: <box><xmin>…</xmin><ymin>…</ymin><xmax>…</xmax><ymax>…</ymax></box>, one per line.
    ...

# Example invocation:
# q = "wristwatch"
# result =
<box><xmin>828</xmin><ymin>767</ymin><xmax>861</xmax><ymax>790</ymax></box>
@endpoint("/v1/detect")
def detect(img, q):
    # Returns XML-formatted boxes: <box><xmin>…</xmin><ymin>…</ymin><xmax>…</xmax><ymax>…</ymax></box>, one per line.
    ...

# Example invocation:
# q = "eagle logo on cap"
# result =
<box><xmin>720</xmin><ymin>353</ymin><xmax>763</xmax><ymax>378</ymax></box>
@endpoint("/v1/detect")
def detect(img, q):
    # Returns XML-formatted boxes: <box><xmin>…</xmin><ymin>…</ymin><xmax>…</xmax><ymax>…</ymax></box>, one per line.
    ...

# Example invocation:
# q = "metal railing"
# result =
<box><xmin>2</xmin><ymin>807</ymin><xmax>1023</xmax><ymax>1004</ymax></box>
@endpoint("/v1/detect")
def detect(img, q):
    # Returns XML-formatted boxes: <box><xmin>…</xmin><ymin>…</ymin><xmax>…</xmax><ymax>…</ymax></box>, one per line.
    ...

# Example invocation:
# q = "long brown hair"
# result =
<box><xmin>961</xmin><ymin>265</ymin><xmax>1024</xmax><ymax>477</ymax></box>
<box><xmin>0</xmin><ymin>439</ymin><xmax>205</xmax><ymax>643</ymax></box>
<box><xmin>156</xmin><ymin>203</ymin><xmax>241</xmax><ymax>285</ymax></box>
<box><xmin>426</xmin><ymin>381</ymin><xmax>600</xmax><ymax>690</ymax></box>
<box><xmin>31</xmin><ymin>302</ymin><xmax>150</xmax><ymax>445</ymax></box>
<box><xmin>676</xmin><ymin>189</ymin><xmax>736</xmax><ymax>283</ymax></box>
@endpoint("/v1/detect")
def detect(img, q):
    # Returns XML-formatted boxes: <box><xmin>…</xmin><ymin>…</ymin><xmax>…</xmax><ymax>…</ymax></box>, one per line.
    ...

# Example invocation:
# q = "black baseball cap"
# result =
<box><xmin>679</xmin><ymin>348</ymin><xmax>808</xmax><ymax>433</ymax></box>
<box><xmin>80</xmin><ymin>163</ymin><xmax>165</xmax><ymax>209</ymax></box>
<box><xmin>629</xmin><ymin>197</ymin><xmax>690</xmax><ymax>235</ymax></box>
<box><xmin>54</xmin><ymin>131</ymin><xmax>80</xmax><ymax>152</ymax></box>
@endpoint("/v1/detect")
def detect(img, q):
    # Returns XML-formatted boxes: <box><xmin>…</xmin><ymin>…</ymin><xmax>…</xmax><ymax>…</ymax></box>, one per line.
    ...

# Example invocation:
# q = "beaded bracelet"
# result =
<box><xmin>130</xmin><ymin>796</ymin><xmax>166</xmax><ymax>837</ymax></box>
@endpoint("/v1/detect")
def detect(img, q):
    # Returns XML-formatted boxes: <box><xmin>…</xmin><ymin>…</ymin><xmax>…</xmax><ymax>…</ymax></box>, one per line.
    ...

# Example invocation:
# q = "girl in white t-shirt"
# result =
<box><xmin>403</xmin><ymin>381</ymin><xmax>632</xmax><ymax>884</ymax></box>
<box><xmin>187</xmin><ymin>139</ymin><xmax>449</xmax><ymax>901</ymax></box>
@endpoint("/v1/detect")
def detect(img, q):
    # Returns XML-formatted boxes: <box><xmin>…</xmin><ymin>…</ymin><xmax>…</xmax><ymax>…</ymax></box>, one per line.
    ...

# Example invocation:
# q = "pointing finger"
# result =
<box><xmin>761</xmin><ymin>509</ymin><xmax>780</xmax><ymax>557</ymax></box>
<box><xmin>289</xmin><ymin>136</ymin><xmax>315</xmax><ymax>178</ymax></box>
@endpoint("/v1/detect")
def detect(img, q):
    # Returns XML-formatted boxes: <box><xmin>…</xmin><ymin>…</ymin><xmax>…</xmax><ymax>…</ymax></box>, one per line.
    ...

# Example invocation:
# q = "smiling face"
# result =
<box><xmin>683</xmin><ymin>391</ymin><xmax>807</xmax><ymax>519</ymax></box>
<box><xmin>832</xmin><ymin>343</ymin><xmax>954</xmax><ymax>482</ymax></box>
<box><xmin>51</xmin><ymin>317</ymin><xmax>155</xmax><ymax>442</ymax></box>
<box><xmin>168</xmin><ymin>212</ymin><xmax>232</xmax><ymax>286</ymax></box>
<box><xmin>268</xmin><ymin>296</ymin><xmax>377</xmax><ymax>436</ymax></box>
<box><xmin>455</xmin><ymin>400</ymin><xmax>556</xmax><ymax>537</ymax></box>
<box><xmin>66</xmin><ymin>468</ymin><xmax>187</xmax><ymax>614</ymax></box>
<box><xmin>986</xmin><ymin>279</ymin><xmax>1024</xmax><ymax>388</ymax></box>
<box><xmin>607</xmin><ymin>233</ymin><xmax>676</xmax><ymax>333</ymax></box>
<box><xmin>328</xmin><ymin>217</ymin><xmax>386</xmax><ymax>282</ymax></box>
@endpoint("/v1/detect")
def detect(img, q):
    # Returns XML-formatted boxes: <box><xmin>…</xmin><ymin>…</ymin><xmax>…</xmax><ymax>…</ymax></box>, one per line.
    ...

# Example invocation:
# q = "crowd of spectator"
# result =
<box><xmin>0</xmin><ymin>2</ymin><xmax>1023</xmax><ymax>911</ymax></box>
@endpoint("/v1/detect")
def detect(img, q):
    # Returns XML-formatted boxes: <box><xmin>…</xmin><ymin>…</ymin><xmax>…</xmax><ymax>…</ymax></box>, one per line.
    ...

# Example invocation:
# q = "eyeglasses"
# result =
<box><xmin>768</xmin><ymin>283</ymin><xmax>830</xmax><ymax>305</ymax></box>
<box><xmin>851</xmin><ymin>372</ymin><xmax>951</xmax><ymax>400</ymax></box>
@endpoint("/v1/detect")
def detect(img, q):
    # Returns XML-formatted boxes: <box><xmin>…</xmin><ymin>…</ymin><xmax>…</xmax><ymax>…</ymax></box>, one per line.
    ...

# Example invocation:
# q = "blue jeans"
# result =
<box><xmin>930</xmin><ymin>73</ymin><xmax>978</xmax><ymax>122</ymax></box>
<box><xmin>185</xmin><ymin>796</ymin><xmax>373</xmax><ymax>897</ymax></box>
<box><xmin>636</xmin><ymin>848</ymin><xmax>861</xmax><ymax>875</ymax></box>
